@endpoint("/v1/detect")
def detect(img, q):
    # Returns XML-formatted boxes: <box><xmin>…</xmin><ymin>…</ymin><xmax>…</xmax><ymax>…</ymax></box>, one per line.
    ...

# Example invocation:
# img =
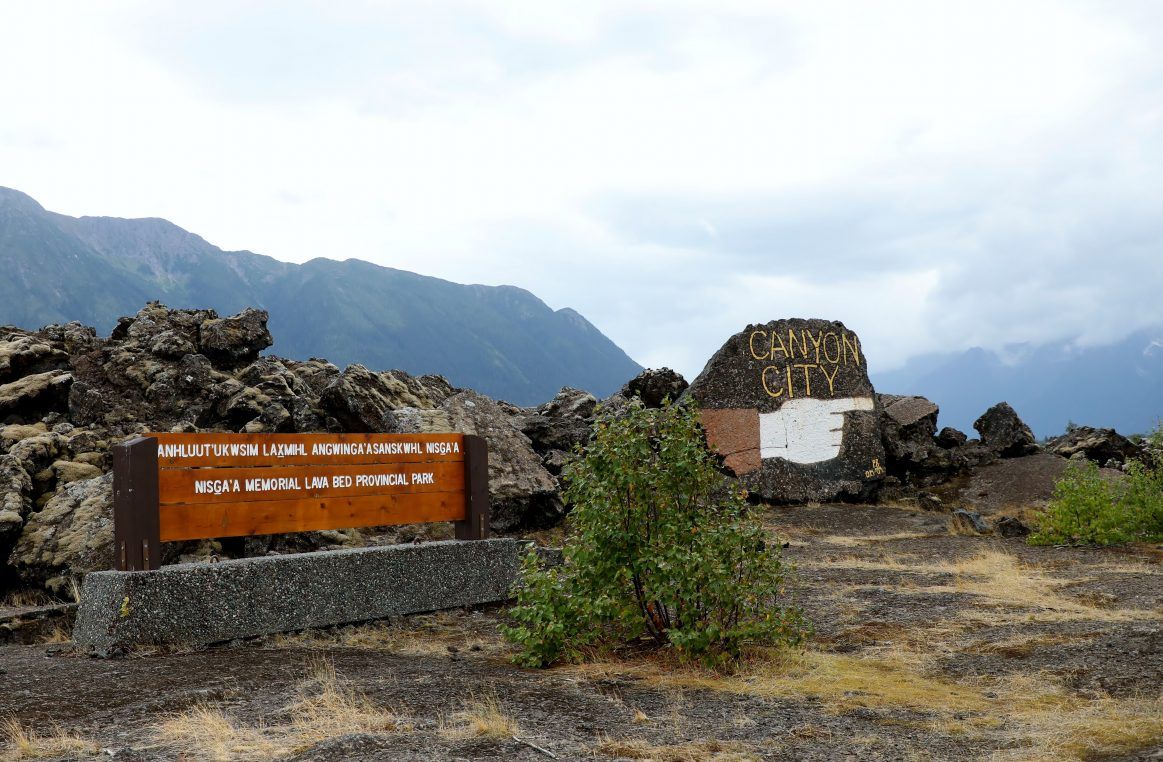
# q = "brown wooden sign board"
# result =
<box><xmin>113</xmin><ymin>432</ymin><xmax>490</xmax><ymax>571</ymax></box>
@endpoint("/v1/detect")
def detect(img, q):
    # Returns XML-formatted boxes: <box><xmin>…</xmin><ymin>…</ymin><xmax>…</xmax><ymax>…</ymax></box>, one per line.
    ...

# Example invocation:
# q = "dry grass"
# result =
<box><xmin>154</xmin><ymin>703</ymin><xmax>282</xmax><ymax>761</ymax></box>
<box><xmin>38</xmin><ymin>625</ymin><xmax>71</xmax><ymax>645</ymax></box>
<box><xmin>807</xmin><ymin>549</ymin><xmax>1163</xmax><ymax>624</ymax></box>
<box><xmin>568</xmin><ymin>644</ymin><xmax>1161</xmax><ymax>759</ymax></box>
<box><xmin>818</xmin><ymin>531</ymin><xmax>943</xmax><ymax>547</ymax></box>
<box><xmin>0</xmin><ymin>718</ymin><xmax>99</xmax><ymax>761</ymax></box>
<box><xmin>0</xmin><ymin>589</ymin><xmax>53</xmax><ymax>609</ymax></box>
<box><xmin>440</xmin><ymin>692</ymin><xmax>520</xmax><ymax>740</ymax></box>
<box><xmin>272</xmin><ymin>611</ymin><xmax>507</xmax><ymax>658</ymax></box>
<box><xmin>594</xmin><ymin>736</ymin><xmax>759</xmax><ymax>761</ymax></box>
<box><xmin>152</xmin><ymin>657</ymin><xmax>409</xmax><ymax>760</ymax></box>
<box><xmin>287</xmin><ymin>657</ymin><xmax>411</xmax><ymax>742</ymax></box>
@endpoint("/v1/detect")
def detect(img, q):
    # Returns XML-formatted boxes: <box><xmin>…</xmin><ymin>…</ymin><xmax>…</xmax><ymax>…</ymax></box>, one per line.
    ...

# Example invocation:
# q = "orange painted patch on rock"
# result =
<box><xmin>700</xmin><ymin>408</ymin><xmax>761</xmax><ymax>475</ymax></box>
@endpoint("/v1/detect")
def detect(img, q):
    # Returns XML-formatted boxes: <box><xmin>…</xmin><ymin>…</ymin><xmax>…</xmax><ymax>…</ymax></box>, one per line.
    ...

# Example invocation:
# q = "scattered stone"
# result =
<box><xmin>951</xmin><ymin>509</ymin><xmax>991</xmax><ymax>535</ymax></box>
<box><xmin>936</xmin><ymin>427</ymin><xmax>968</xmax><ymax>449</ymax></box>
<box><xmin>688</xmin><ymin>319</ymin><xmax>884</xmax><ymax>503</ymax></box>
<box><xmin>993</xmin><ymin>515</ymin><xmax>1031</xmax><ymax>537</ymax></box>
<box><xmin>10</xmin><ymin>474</ymin><xmax>115</xmax><ymax>593</ymax></box>
<box><xmin>197</xmin><ymin>307</ymin><xmax>273</xmax><ymax>368</ymax></box>
<box><xmin>878</xmin><ymin>394</ymin><xmax>940</xmax><ymax>478</ymax></box>
<box><xmin>522</xmin><ymin>387</ymin><xmax>596</xmax><ymax>454</ymax></box>
<box><xmin>620</xmin><ymin>367</ymin><xmax>688</xmax><ymax>408</ymax></box>
<box><xmin>1046</xmin><ymin>426</ymin><xmax>1144</xmax><ymax>467</ymax></box>
<box><xmin>441</xmin><ymin>390</ymin><xmax>563</xmax><ymax>532</ymax></box>
<box><xmin>974</xmin><ymin>402</ymin><xmax>1038</xmax><ymax>458</ymax></box>
<box><xmin>0</xmin><ymin>371</ymin><xmax>72</xmax><ymax>422</ymax></box>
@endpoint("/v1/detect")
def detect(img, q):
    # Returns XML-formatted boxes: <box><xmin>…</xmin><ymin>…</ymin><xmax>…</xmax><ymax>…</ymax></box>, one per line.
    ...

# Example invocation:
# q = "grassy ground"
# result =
<box><xmin>1</xmin><ymin>501</ymin><xmax>1161</xmax><ymax>760</ymax></box>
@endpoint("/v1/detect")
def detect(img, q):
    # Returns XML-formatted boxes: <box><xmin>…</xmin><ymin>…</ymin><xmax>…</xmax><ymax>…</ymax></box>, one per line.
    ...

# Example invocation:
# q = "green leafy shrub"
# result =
<box><xmin>503</xmin><ymin>399</ymin><xmax>809</xmax><ymax>669</ymax></box>
<box><xmin>1030</xmin><ymin>458</ymin><xmax>1163</xmax><ymax>546</ymax></box>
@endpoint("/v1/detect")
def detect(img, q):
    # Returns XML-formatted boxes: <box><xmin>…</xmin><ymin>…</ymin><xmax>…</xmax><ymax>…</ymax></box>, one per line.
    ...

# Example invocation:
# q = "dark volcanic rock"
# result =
<box><xmin>974</xmin><ymin>402</ymin><xmax>1037</xmax><ymax>458</ymax></box>
<box><xmin>620</xmin><ymin>367</ymin><xmax>688</xmax><ymax>408</ymax></box>
<box><xmin>0</xmin><ymin>371</ymin><xmax>73</xmax><ymax>423</ymax></box>
<box><xmin>936</xmin><ymin>427</ymin><xmax>968</xmax><ymax>449</ymax></box>
<box><xmin>993</xmin><ymin>515</ymin><xmax>1031</xmax><ymax>537</ymax></box>
<box><xmin>522</xmin><ymin>387</ymin><xmax>596</xmax><ymax>454</ymax></box>
<box><xmin>687</xmin><ymin>319</ymin><xmax>884</xmax><ymax>503</ymax></box>
<box><xmin>1046</xmin><ymin>426</ymin><xmax>1144</xmax><ymax>467</ymax></box>
<box><xmin>198</xmin><ymin>307</ymin><xmax>274</xmax><ymax>368</ymax></box>
<box><xmin>878</xmin><ymin>394</ymin><xmax>940</xmax><ymax>477</ymax></box>
<box><xmin>951</xmin><ymin>509</ymin><xmax>991</xmax><ymax>535</ymax></box>
<box><xmin>441</xmin><ymin>390</ymin><xmax>563</xmax><ymax>532</ymax></box>
<box><xmin>319</xmin><ymin>365</ymin><xmax>450</xmax><ymax>433</ymax></box>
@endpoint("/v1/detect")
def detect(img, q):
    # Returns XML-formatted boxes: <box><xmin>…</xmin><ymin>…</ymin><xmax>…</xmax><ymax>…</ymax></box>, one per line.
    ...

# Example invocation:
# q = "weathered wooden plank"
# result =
<box><xmin>158</xmin><ymin>460</ymin><xmax>465</xmax><ymax>506</ymax></box>
<box><xmin>158</xmin><ymin>491</ymin><xmax>467</xmax><ymax>542</ymax></box>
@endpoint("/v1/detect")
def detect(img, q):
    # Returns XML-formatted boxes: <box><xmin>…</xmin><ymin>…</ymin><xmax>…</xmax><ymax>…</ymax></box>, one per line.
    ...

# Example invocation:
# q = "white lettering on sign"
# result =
<box><xmin>425</xmin><ymin>441</ymin><xmax>460</xmax><ymax>455</ymax></box>
<box><xmin>243</xmin><ymin>477</ymin><xmax>303</xmax><ymax>492</ymax></box>
<box><xmin>411</xmin><ymin>472</ymin><xmax>435</xmax><ymax>485</ymax></box>
<box><xmin>310</xmin><ymin>441</ymin><xmax>426</xmax><ymax>456</ymax></box>
<box><xmin>194</xmin><ymin>479</ymin><xmax>240</xmax><ymax>495</ymax></box>
<box><xmin>759</xmin><ymin>397</ymin><xmax>874</xmax><ymax>464</ymax></box>
<box><xmin>160</xmin><ymin>443</ymin><xmax>261</xmax><ymax>459</ymax></box>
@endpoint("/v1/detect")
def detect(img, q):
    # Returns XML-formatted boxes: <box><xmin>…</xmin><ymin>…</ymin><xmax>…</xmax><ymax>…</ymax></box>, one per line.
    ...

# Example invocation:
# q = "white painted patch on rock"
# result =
<box><xmin>760</xmin><ymin>397</ymin><xmax>875</xmax><ymax>464</ymax></box>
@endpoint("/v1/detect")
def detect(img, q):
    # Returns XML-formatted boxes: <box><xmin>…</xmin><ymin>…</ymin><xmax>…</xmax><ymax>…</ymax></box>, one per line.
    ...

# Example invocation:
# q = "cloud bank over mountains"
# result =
<box><xmin>2</xmin><ymin>1</ymin><xmax>1161</xmax><ymax>379</ymax></box>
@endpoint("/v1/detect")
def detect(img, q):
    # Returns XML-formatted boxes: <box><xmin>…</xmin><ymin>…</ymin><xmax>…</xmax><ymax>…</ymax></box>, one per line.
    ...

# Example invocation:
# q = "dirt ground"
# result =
<box><xmin>1</xmin><ymin>500</ymin><xmax>1161</xmax><ymax>761</ymax></box>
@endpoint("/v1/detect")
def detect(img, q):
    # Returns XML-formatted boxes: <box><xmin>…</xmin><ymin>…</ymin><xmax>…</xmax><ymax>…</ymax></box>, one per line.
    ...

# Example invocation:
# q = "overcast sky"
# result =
<box><xmin>3</xmin><ymin>1</ymin><xmax>1161</xmax><ymax>379</ymax></box>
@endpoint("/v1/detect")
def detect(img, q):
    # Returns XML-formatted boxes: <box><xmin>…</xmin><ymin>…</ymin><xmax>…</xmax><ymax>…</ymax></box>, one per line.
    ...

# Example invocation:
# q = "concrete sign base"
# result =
<box><xmin>73</xmin><ymin>539</ymin><xmax>526</xmax><ymax>654</ymax></box>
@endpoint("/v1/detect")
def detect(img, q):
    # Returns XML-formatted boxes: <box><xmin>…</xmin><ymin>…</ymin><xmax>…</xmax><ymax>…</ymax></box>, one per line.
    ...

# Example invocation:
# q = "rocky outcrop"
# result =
<box><xmin>621</xmin><ymin>367</ymin><xmax>688</xmax><ymax>408</ymax></box>
<box><xmin>197</xmin><ymin>308</ymin><xmax>273</xmax><ymax>368</ymax></box>
<box><xmin>0</xmin><ymin>302</ymin><xmax>573</xmax><ymax>593</ymax></box>
<box><xmin>9</xmin><ymin>473</ymin><xmax>114</xmax><ymax>594</ymax></box>
<box><xmin>688</xmin><ymin>319</ymin><xmax>884</xmax><ymax>503</ymax></box>
<box><xmin>878</xmin><ymin>394</ymin><xmax>940</xmax><ymax>475</ymax></box>
<box><xmin>1047</xmin><ymin>426</ymin><xmax>1144</xmax><ymax>467</ymax></box>
<box><xmin>974</xmin><ymin>402</ymin><xmax>1038</xmax><ymax>458</ymax></box>
<box><xmin>442</xmin><ymin>390</ymin><xmax>563</xmax><ymax>532</ymax></box>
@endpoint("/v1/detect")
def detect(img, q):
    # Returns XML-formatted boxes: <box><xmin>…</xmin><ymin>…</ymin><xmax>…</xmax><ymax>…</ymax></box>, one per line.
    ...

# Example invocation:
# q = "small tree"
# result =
<box><xmin>503</xmin><ymin>399</ymin><xmax>809</xmax><ymax>669</ymax></box>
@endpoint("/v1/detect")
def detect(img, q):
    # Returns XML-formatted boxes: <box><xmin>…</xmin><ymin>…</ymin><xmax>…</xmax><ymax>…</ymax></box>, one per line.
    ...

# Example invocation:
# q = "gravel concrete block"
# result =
<box><xmin>73</xmin><ymin>539</ymin><xmax>527</xmax><ymax>653</ymax></box>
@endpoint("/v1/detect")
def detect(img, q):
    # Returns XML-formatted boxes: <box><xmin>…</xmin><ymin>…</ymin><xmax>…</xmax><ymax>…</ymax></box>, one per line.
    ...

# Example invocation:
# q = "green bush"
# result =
<box><xmin>1030</xmin><ymin>458</ymin><xmax>1163</xmax><ymax>546</ymax></box>
<box><xmin>502</xmin><ymin>399</ymin><xmax>809</xmax><ymax>669</ymax></box>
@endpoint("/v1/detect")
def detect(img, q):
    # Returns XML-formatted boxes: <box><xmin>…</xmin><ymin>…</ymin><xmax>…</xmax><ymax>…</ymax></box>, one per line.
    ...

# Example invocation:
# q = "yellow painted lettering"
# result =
<box><xmin>786</xmin><ymin>365</ymin><xmax>794</xmax><ymax>398</ymax></box>
<box><xmin>761</xmin><ymin>366</ymin><xmax>784</xmax><ymax>397</ymax></box>
<box><xmin>842</xmin><ymin>333</ymin><xmax>862</xmax><ymax>367</ymax></box>
<box><xmin>823</xmin><ymin>332</ymin><xmax>840</xmax><ymax>364</ymax></box>
<box><xmin>770</xmin><ymin>331</ymin><xmax>788</xmax><ymax>358</ymax></box>
<box><xmin>788</xmin><ymin>329</ymin><xmax>809</xmax><ymax>359</ymax></box>
<box><xmin>748</xmin><ymin>330</ymin><xmax>768</xmax><ymax>361</ymax></box>
<box><xmin>819</xmin><ymin>364</ymin><xmax>839</xmax><ymax>395</ymax></box>
<box><xmin>794</xmin><ymin>363</ymin><xmax>816</xmax><ymax>396</ymax></box>
<box><xmin>808</xmin><ymin>330</ymin><xmax>823</xmax><ymax>363</ymax></box>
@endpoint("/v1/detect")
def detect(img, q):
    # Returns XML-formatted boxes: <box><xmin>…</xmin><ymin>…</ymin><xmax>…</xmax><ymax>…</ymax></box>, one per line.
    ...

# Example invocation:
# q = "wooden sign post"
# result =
<box><xmin>112</xmin><ymin>433</ymin><xmax>489</xmax><ymax>571</ymax></box>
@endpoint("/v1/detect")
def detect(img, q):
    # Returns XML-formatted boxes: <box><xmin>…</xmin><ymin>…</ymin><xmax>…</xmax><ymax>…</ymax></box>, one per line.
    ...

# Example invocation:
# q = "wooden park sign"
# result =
<box><xmin>112</xmin><ymin>432</ymin><xmax>489</xmax><ymax>571</ymax></box>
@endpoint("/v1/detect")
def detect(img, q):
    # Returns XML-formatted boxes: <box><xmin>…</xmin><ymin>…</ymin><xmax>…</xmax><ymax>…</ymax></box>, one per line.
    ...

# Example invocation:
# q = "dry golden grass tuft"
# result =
<box><xmin>440</xmin><ymin>692</ymin><xmax>520</xmax><ymax>740</ymax></box>
<box><xmin>0</xmin><ymin>589</ymin><xmax>53</xmax><ymax>609</ymax></box>
<box><xmin>594</xmin><ymin>736</ymin><xmax>759</xmax><ymax>761</ymax></box>
<box><xmin>807</xmin><ymin>549</ymin><xmax>1163</xmax><ymax>624</ymax></box>
<box><xmin>154</xmin><ymin>703</ymin><xmax>282</xmax><ymax>761</ymax></box>
<box><xmin>287</xmin><ymin>656</ymin><xmax>411</xmax><ymax>742</ymax></box>
<box><xmin>0</xmin><ymin>718</ymin><xmax>99</xmax><ymax>761</ymax></box>
<box><xmin>38</xmin><ymin>625</ymin><xmax>71</xmax><ymax>645</ymax></box>
<box><xmin>152</xmin><ymin>657</ymin><xmax>409</xmax><ymax>760</ymax></box>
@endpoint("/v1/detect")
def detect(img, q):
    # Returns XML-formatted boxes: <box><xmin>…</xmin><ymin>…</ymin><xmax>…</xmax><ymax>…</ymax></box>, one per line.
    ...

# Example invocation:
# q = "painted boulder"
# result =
<box><xmin>687</xmin><ymin>319</ymin><xmax>885</xmax><ymax>502</ymax></box>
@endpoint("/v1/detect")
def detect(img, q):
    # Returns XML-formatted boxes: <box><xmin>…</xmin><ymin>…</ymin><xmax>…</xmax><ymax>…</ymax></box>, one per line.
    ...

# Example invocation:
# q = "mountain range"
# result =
<box><xmin>0</xmin><ymin>187</ymin><xmax>641</xmax><ymax>406</ymax></box>
<box><xmin>872</xmin><ymin>331</ymin><xmax>1163</xmax><ymax>439</ymax></box>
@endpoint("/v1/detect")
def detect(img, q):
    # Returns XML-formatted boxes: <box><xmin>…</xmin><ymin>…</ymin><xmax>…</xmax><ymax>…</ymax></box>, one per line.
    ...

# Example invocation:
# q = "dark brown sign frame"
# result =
<box><xmin>112</xmin><ymin>433</ymin><xmax>489</xmax><ymax>571</ymax></box>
